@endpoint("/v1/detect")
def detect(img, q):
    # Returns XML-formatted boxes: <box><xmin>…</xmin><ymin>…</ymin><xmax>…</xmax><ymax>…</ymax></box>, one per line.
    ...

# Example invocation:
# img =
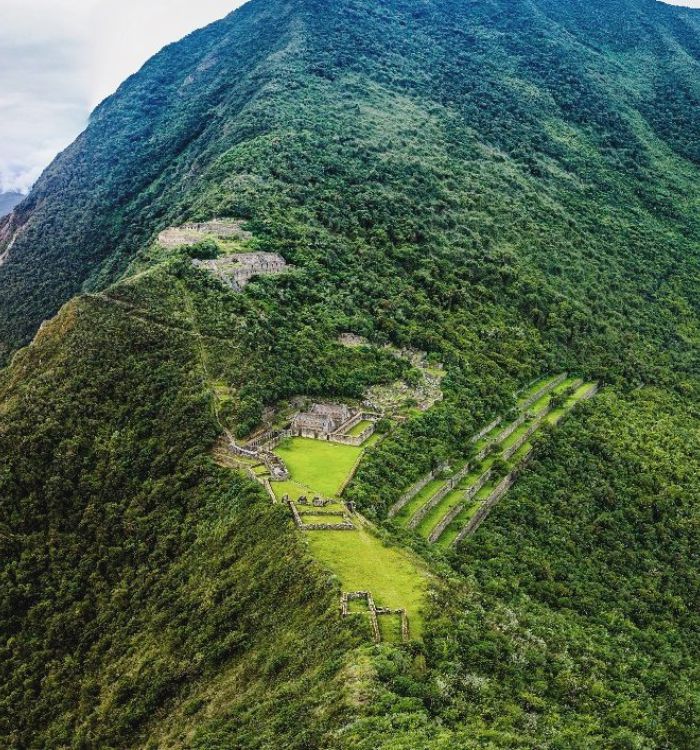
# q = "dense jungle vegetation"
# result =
<box><xmin>0</xmin><ymin>0</ymin><xmax>699</xmax><ymax>747</ymax></box>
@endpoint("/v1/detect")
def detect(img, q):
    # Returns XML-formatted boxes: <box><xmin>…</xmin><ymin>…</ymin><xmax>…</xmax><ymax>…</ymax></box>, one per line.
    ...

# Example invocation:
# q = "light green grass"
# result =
<box><xmin>435</xmin><ymin>498</ymin><xmax>482</xmax><ymax>548</ymax></box>
<box><xmin>516</xmin><ymin>374</ymin><xmax>559</xmax><ymax>407</ymax></box>
<box><xmin>416</xmin><ymin>458</ymin><xmax>496</xmax><ymax>537</ymax></box>
<box><xmin>378</xmin><ymin>613</ymin><xmax>404</xmax><ymax>643</ymax></box>
<box><xmin>307</xmin><ymin>524</ymin><xmax>429</xmax><ymax>636</ymax></box>
<box><xmin>394</xmin><ymin>479</ymin><xmax>444</xmax><ymax>524</ymax></box>
<box><xmin>271</xmin><ymin>480</ymin><xmax>309</xmax><ymax>502</ymax></box>
<box><xmin>347</xmin><ymin>419</ymin><xmax>374</xmax><ymax>437</ymax></box>
<box><xmin>300</xmin><ymin>513</ymin><xmax>348</xmax><ymax>525</ymax></box>
<box><xmin>501</xmin><ymin>421</ymin><xmax>532</xmax><ymax>451</ymax></box>
<box><xmin>347</xmin><ymin>597</ymin><xmax>371</xmax><ymax>614</ymax></box>
<box><xmin>547</xmin><ymin>382</ymin><xmax>596</xmax><ymax>425</ymax></box>
<box><xmin>416</xmin><ymin>486</ymin><xmax>465</xmax><ymax>537</ymax></box>
<box><xmin>274</xmin><ymin>438</ymin><xmax>363</xmax><ymax>497</ymax></box>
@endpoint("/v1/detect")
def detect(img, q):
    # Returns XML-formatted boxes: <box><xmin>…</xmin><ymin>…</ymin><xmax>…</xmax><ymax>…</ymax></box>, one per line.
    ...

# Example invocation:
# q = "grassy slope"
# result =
<box><xmin>274</xmin><ymin>436</ymin><xmax>429</xmax><ymax>633</ymax></box>
<box><xmin>275</xmin><ymin>437</ymin><xmax>363</xmax><ymax>497</ymax></box>
<box><xmin>425</xmin><ymin>388</ymin><xmax>700</xmax><ymax>748</ymax></box>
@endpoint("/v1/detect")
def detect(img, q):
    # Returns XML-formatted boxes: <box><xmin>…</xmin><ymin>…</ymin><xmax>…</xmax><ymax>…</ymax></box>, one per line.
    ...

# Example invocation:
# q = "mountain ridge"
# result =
<box><xmin>1</xmin><ymin>0</ymin><xmax>699</xmax><ymax>747</ymax></box>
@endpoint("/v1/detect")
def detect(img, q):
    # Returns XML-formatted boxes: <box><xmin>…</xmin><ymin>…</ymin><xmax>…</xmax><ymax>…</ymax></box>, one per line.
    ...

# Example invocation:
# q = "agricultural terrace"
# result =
<box><xmin>391</xmin><ymin>375</ymin><xmax>598</xmax><ymax>549</ymax></box>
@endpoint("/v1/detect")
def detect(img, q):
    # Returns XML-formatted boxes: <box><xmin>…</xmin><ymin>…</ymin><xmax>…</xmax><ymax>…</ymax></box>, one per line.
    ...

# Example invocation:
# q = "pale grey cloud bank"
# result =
<box><xmin>0</xmin><ymin>0</ymin><xmax>244</xmax><ymax>194</ymax></box>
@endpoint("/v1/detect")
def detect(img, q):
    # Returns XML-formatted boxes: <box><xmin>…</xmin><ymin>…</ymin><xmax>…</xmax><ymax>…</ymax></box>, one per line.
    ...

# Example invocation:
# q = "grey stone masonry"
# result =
<box><xmin>388</xmin><ymin>461</ymin><xmax>450</xmax><ymax>518</ymax></box>
<box><xmin>158</xmin><ymin>218</ymin><xmax>252</xmax><ymax>248</ymax></box>
<box><xmin>288</xmin><ymin>499</ymin><xmax>355</xmax><ymax>530</ymax></box>
<box><xmin>428</xmin><ymin>501</ymin><xmax>466</xmax><ymax>544</ymax></box>
<box><xmin>453</xmin><ymin>471</ymin><xmax>518</xmax><ymax>545</ymax></box>
<box><xmin>194</xmin><ymin>252</ymin><xmax>290</xmax><ymax>291</ymax></box>
<box><xmin>427</xmin><ymin>467</ymin><xmax>493</xmax><ymax>543</ymax></box>
<box><xmin>471</xmin><ymin>417</ymin><xmax>502</xmax><ymax>443</ymax></box>
<box><xmin>495</xmin><ymin>412</ymin><xmax>527</xmax><ymax>445</ymax></box>
<box><xmin>407</xmin><ymin>461</ymin><xmax>472</xmax><ymax>530</ymax></box>
<box><xmin>341</xmin><ymin>592</ymin><xmax>409</xmax><ymax>643</ymax></box>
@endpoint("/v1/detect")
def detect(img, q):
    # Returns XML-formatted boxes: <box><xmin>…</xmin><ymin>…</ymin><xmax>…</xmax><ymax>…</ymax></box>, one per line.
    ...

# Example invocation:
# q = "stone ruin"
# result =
<box><xmin>158</xmin><ymin>218</ymin><xmax>252</xmax><ymax>249</ymax></box>
<box><xmin>291</xmin><ymin>403</ymin><xmax>352</xmax><ymax>438</ymax></box>
<box><xmin>340</xmin><ymin>592</ymin><xmax>410</xmax><ymax>644</ymax></box>
<box><xmin>193</xmin><ymin>252</ymin><xmax>290</xmax><ymax>291</ymax></box>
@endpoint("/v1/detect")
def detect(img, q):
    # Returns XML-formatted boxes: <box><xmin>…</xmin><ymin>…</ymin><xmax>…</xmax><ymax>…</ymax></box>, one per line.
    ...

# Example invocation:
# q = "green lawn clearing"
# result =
<box><xmin>274</xmin><ymin>437</ymin><xmax>363</xmax><ymax>497</ymax></box>
<box><xmin>307</xmin><ymin>523</ymin><xmax>429</xmax><ymax>636</ymax></box>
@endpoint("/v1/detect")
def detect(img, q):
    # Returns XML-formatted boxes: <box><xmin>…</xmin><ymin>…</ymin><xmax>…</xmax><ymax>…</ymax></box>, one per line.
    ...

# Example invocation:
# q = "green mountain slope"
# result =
<box><xmin>1</xmin><ymin>0</ymin><xmax>699</xmax><ymax>747</ymax></box>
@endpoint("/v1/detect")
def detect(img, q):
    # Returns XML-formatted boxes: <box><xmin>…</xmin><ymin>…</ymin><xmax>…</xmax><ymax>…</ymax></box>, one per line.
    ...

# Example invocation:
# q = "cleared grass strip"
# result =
<box><xmin>394</xmin><ymin>479</ymin><xmax>444</xmax><ymax>524</ymax></box>
<box><xmin>517</xmin><ymin>373</ymin><xmax>565</xmax><ymax>410</ymax></box>
<box><xmin>421</xmin><ymin>456</ymin><xmax>497</xmax><ymax>540</ymax></box>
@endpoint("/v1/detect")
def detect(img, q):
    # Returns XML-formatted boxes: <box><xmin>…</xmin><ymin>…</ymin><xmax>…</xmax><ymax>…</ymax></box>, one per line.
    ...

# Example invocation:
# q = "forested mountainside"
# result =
<box><xmin>1</xmin><ymin>0</ymin><xmax>699</xmax><ymax>748</ymax></box>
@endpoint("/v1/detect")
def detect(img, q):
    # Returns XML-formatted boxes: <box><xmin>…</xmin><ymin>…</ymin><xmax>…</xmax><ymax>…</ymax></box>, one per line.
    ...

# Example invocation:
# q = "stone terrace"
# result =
<box><xmin>158</xmin><ymin>219</ymin><xmax>252</xmax><ymax>248</ymax></box>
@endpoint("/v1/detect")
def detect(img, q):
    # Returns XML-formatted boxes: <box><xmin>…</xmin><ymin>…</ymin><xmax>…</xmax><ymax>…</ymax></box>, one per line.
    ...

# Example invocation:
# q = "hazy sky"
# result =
<box><xmin>1</xmin><ymin>0</ymin><xmax>699</xmax><ymax>194</ymax></box>
<box><xmin>0</xmin><ymin>0</ymin><xmax>244</xmax><ymax>193</ymax></box>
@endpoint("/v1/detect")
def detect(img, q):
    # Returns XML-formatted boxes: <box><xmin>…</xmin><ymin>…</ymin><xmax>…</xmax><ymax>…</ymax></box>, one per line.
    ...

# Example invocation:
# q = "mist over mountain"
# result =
<box><xmin>0</xmin><ymin>191</ymin><xmax>23</xmax><ymax>219</ymax></box>
<box><xmin>0</xmin><ymin>1</ymin><xmax>699</xmax><ymax>748</ymax></box>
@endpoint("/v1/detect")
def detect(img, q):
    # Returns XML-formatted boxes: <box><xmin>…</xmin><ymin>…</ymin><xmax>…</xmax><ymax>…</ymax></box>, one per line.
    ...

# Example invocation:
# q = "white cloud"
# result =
<box><xmin>658</xmin><ymin>0</ymin><xmax>700</xmax><ymax>6</ymax></box>
<box><xmin>0</xmin><ymin>0</ymin><xmax>244</xmax><ymax>194</ymax></box>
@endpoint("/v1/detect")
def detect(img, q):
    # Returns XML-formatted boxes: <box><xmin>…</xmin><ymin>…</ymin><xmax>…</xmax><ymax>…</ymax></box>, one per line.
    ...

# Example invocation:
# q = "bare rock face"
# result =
<box><xmin>193</xmin><ymin>253</ymin><xmax>290</xmax><ymax>290</ymax></box>
<box><xmin>157</xmin><ymin>219</ymin><xmax>252</xmax><ymax>249</ymax></box>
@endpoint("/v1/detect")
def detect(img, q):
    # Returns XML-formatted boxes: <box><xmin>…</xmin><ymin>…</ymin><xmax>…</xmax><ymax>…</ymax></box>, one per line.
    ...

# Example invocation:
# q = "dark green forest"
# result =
<box><xmin>0</xmin><ymin>0</ymin><xmax>699</xmax><ymax>747</ymax></box>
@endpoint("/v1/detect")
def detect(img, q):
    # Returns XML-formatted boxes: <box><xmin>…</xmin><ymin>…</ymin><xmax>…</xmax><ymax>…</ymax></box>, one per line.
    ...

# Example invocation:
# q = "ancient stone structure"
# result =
<box><xmin>340</xmin><ymin>592</ymin><xmax>409</xmax><ymax>644</ymax></box>
<box><xmin>287</xmin><ymin>499</ymin><xmax>355</xmax><ymax>531</ymax></box>
<box><xmin>453</xmin><ymin>469</ymin><xmax>522</xmax><ymax>545</ymax></box>
<box><xmin>471</xmin><ymin>417</ymin><xmax>502</xmax><ymax>444</ymax></box>
<box><xmin>338</xmin><ymin>333</ymin><xmax>369</xmax><ymax>347</ymax></box>
<box><xmin>520</xmin><ymin>373</ymin><xmax>567</xmax><ymax>412</ymax></box>
<box><xmin>193</xmin><ymin>252</ymin><xmax>289</xmax><ymax>291</ymax></box>
<box><xmin>290</xmin><ymin>403</ymin><xmax>378</xmax><ymax>445</ymax></box>
<box><xmin>388</xmin><ymin>461</ymin><xmax>450</xmax><ymax>518</ymax></box>
<box><xmin>158</xmin><ymin>218</ymin><xmax>252</xmax><ymax>248</ymax></box>
<box><xmin>408</xmin><ymin>460</ymin><xmax>474</xmax><ymax>530</ymax></box>
<box><xmin>495</xmin><ymin>412</ymin><xmax>527</xmax><ymax>445</ymax></box>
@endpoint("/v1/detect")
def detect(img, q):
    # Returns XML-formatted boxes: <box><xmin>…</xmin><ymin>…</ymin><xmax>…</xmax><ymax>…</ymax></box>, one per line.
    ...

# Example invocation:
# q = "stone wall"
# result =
<box><xmin>471</xmin><ymin>417</ymin><xmax>502</xmax><ymax>443</ymax></box>
<box><xmin>453</xmin><ymin>471</ymin><xmax>518</xmax><ymax>545</ymax></box>
<box><xmin>341</xmin><ymin>592</ymin><xmax>409</xmax><ymax>643</ymax></box>
<box><xmin>388</xmin><ymin>461</ymin><xmax>450</xmax><ymax>518</ymax></box>
<box><xmin>158</xmin><ymin>218</ymin><xmax>252</xmax><ymax>248</ymax></box>
<box><xmin>495</xmin><ymin>412</ymin><xmax>527</xmax><ymax>445</ymax></box>
<box><xmin>520</xmin><ymin>373</ymin><xmax>567</xmax><ymax>412</ymax></box>
<box><xmin>424</xmin><ymin>466</ymin><xmax>493</xmax><ymax>542</ymax></box>
<box><xmin>428</xmin><ymin>501</ymin><xmax>466</xmax><ymax>543</ymax></box>
<box><xmin>408</xmin><ymin>459</ymin><xmax>478</xmax><ymax>530</ymax></box>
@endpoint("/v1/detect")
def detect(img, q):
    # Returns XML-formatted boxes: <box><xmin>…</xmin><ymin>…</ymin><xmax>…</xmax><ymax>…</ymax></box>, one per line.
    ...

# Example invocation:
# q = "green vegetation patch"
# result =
<box><xmin>347</xmin><ymin>419</ymin><xmax>374</xmax><ymax>437</ymax></box>
<box><xmin>307</xmin><ymin>525</ymin><xmax>428</xmax><ymax>636</ymax></box>
<box><xmin>274</xmin><ymin>438</ymin><xmax>363</xmax><ymax>497</ymax></box>
<box><xmin>393</xmin><ymin>479</ymin><xmax>444</xmax><ymax>524</ymax></box>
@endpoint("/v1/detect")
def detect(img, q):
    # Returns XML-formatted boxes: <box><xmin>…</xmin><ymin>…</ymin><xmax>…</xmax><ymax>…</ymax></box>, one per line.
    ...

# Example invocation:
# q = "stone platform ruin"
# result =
<box><xmin>157</xmin><ymin>219</ymin><xmax>252</xmax><ymax>248</ymax></box>
<box><xmin>193</xmin><ymin>252</ymin><xmax>290</xmax><ymax>291</ymax></box>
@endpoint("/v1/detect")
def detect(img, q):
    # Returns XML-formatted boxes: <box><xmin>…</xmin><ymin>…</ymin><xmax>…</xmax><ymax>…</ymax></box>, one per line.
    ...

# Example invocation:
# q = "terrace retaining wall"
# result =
<box><xmin>520</xmin><ymin>373</ymin><xmax>567</xmax><ymax>412</ymax></box>
<box><xmin>407</xmin><ymin>461</ymin><xmax>473</xmax><ymax>530</ymax></box>
<box><xmin>388</xmin><ymin>461</ymin><xmax>450</xmax><ymax>518</ymax></box>
<box><xmin>471</xmin><ymin>417</ymin><xmax>502</xmax><ymax>443</ymax></box>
